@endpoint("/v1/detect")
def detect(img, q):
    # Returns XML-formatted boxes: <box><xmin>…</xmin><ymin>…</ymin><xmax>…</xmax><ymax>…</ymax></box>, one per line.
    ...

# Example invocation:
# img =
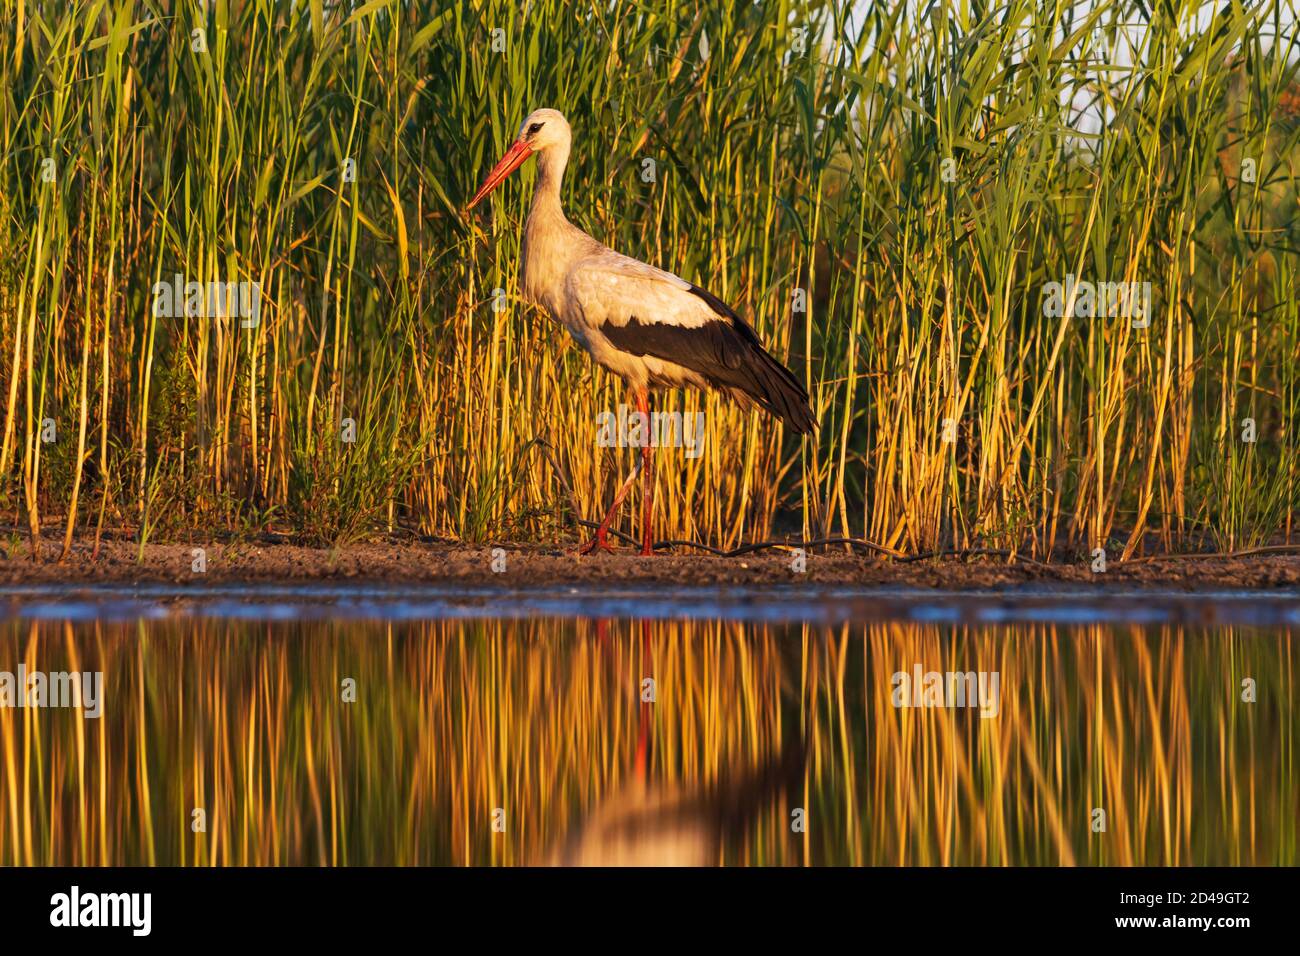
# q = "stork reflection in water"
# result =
<box><xmin>543</xmin><ymin>621</ymin><xmax>806</xmax><ymax>866</ymax></box>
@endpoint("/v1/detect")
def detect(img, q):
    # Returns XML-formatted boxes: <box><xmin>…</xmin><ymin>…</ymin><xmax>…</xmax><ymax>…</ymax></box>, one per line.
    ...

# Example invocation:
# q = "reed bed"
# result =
<box><xmin>0</xmin><ymin>616</ymin><xmax>1292</xmax><ymax>866</ymax></box>
<box><xmin>0</xmin><ymin>0</ymin><xmax>1298</xmax><ymax>555</ymax></box>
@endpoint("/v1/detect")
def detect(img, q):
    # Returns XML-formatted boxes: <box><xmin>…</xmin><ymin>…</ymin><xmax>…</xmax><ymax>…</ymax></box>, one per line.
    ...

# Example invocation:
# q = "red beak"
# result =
<box><xmin>467</xmin><ymin>139</ymin><xmax>533</xmax><ymax>210</ymax></box>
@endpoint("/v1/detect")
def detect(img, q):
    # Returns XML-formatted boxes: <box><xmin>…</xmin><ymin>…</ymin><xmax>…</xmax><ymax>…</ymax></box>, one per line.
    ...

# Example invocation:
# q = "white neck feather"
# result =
<box><xmin>531</xmin><ymin>139</ymin><xmax>570</xmax><ymax>218</ymax></box>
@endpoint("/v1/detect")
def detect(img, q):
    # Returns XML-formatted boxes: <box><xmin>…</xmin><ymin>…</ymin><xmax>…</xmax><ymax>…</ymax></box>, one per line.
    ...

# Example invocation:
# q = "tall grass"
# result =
<box><xmin>1</xmin><ymin>0</ymin><xmax>1299</xmax><ymax>554</ymax></box>
<box><xmin>0</xmin><ymin>616</ymin><xmax>1292</xmax><ymax>865</ymax></box>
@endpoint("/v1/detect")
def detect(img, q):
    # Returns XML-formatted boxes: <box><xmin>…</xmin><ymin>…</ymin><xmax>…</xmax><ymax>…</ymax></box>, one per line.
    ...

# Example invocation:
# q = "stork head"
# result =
<box><xmin>467</xmin><ymin>108</ymin><xmax>570</xmax><ymax>210</ymax></box>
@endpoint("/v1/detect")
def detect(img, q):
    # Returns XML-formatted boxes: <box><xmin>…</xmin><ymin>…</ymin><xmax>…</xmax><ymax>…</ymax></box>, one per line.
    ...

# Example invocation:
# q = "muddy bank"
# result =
<box><xmin>3</xmin><ymin>534</ymin><xmax>1300</xmax><ymax>590</ymax></box>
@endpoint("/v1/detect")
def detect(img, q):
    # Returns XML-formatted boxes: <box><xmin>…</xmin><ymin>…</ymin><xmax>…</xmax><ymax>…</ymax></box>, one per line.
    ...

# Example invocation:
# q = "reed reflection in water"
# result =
<box><xmin>0</xmin><ymin>617</ymin><xmax>1293</xmax><ymax>866</ymax></box>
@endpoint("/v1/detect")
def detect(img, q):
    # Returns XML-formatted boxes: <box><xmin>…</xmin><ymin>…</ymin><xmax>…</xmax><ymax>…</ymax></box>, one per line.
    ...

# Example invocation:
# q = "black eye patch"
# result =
<box><xmin>528</xmin><ymin>122</ymin><xmax>544</xmax><ymax>135</ymax></box>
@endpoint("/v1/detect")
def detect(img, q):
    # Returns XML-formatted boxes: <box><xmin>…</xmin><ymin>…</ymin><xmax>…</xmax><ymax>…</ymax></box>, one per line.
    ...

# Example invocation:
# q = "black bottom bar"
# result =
<box><xmin>0</xmin><ymin>866</ymin><xmax>1281</xmax><ymax>943</ymax></box>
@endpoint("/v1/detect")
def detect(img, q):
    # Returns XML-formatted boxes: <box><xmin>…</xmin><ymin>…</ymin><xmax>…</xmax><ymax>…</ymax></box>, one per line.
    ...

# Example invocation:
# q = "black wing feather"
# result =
<box><xmin>599</xmin><ymin>285</ymin><xmax>816</xmax><ymax>434</ymax></box>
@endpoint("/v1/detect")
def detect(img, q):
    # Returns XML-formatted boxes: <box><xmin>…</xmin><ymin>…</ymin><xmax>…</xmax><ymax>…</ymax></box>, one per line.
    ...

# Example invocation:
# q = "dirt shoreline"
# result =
<box><xmin>3</xmin><ymin>534</ymin><xmax>1300</xmax><ymax>590</ymax></box>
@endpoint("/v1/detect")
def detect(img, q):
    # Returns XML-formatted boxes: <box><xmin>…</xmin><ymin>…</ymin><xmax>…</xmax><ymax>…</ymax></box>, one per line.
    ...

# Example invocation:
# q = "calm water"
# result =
<box><xmin>0</xmin><ymin>586</ymin><xmax>1295</xmax><ymax>866</ymax></box>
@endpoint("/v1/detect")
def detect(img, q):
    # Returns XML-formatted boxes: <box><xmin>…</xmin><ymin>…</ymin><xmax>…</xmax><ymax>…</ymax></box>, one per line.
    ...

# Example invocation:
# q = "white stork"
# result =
<box><xmin>467</xmin><ymin>108</ymin><xmax>816</xmax><ymax>556</ymax></box>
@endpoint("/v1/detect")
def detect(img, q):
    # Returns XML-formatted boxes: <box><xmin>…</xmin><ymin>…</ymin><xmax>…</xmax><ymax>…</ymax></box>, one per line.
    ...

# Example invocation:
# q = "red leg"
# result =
<box><xmin>634</xmin><ymin>620</ymin><xmax>653</xmax><ymax>779</ymax></box>
<box><xmin>574</xmin><ymin>449</ymin><xmax>643</xmax><ymax>556</ymax></box>
<box><xmin>637</xmin><ymin>389</ymin><xmax>655</xmax><ymax>556</ymax></box>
